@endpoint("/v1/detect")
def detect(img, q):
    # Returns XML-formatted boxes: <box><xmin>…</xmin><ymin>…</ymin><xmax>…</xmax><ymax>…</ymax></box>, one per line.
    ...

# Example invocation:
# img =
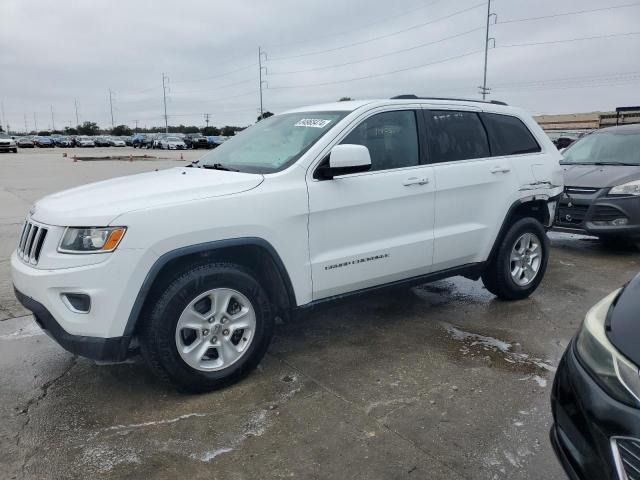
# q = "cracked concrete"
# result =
<box><xmin>1</xmin><ymin>149</ymin><xmax>639</xmax><ymax>479</ymax></box>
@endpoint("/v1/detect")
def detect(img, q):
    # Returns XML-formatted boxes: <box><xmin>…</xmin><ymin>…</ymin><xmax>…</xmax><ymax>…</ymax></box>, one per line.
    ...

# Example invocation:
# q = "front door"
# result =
<box><xmin>307</xmin><ymin>109</ymin><xmax>436</xmax><ymax>300</ymax></box>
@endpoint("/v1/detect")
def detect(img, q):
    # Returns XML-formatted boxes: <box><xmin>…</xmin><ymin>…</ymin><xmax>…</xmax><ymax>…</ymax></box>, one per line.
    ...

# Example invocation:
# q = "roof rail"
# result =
<box><xmin>390</xmin><ymin>94</ymin><xmax>508</xmax><ymax>106</ymax></box>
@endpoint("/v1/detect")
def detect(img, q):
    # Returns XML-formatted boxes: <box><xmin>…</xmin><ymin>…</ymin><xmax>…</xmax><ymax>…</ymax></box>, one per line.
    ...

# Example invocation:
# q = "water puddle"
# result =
<box><xmin>440</xmin><ymin>322</ymin><xmax>555</xmax><ymax>375</ymax></box>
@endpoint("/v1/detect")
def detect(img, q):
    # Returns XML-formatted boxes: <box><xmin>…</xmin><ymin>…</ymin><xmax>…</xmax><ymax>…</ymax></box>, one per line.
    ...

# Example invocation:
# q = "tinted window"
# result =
<box><xmin>427</xmin><ymin>111</ymin><xmax>489</xmax><ymax>163</ymax></box>
<box><xmin>341</xmin><ymin>110</ymin><xmax>419</xmax><ymax>172</ymax></box>
<box><xmin>481</xmin><ymin>113</ymin><xmax>540</xmax><ymax>156</ymax></box>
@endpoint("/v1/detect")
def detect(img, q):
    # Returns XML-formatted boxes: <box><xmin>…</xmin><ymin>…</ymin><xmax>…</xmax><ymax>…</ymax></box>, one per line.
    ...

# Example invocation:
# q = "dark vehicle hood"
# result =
<box><xmin>562</xmin><ymin>164</ymin><xmax>640</xmax><ymax>188</ymax></box>
<box><xmin>606</xmin><ymin>274</ymin><xmax>640</xmax><ymax>367</ymax></box>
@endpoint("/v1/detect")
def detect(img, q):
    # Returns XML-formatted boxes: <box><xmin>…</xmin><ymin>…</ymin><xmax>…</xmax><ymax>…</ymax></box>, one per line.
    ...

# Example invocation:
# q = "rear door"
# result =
<box><xmin>422</xmin><ymin>108</ymin><xmax>521</xmax><ymax>270</ymax></box>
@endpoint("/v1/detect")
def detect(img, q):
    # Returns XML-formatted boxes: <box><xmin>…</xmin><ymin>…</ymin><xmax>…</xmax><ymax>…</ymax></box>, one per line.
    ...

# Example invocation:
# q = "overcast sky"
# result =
<box><xmin>1</xmin><ymin>0</ymin><xmax>639</xmax><ymax>131</ymax></box>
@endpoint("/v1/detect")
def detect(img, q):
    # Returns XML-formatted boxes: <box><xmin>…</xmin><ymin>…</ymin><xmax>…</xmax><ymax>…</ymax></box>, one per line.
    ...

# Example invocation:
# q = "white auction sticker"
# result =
<box><xmin>294</xmin><ymin>119</ymin><xmax>332</xmax><ymax>128</ymax></box>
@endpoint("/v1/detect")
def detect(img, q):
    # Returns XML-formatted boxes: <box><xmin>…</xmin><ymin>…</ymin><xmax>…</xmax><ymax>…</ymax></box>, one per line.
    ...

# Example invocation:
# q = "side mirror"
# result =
<box><xmin>316</xmin><ymin>144</ymin><xmax>372</xmax><ymax>180</ymax></box>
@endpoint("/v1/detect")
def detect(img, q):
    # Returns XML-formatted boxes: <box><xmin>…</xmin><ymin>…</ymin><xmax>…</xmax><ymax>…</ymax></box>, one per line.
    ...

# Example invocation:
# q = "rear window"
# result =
<box><xmin>481</xmin><ymin>113</ymin><xmax>541</xmax><ymax>156</ymax></box>
<box><xmin>426</xmin><ymin>111</ymin><xmax>490</xmax><ymax>163</ymax></box>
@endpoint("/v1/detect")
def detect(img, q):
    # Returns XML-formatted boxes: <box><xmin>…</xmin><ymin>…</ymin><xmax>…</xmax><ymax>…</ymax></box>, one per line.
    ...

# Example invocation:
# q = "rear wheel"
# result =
<box><xmin>482</xmin><ymin>217</ymin><xmax>549</xmax><ymax>300</ymax></box>
<box><xmin>140</xmin><ymin>262</ymin><xmax>274</xmax><ymax>393</ymax></box>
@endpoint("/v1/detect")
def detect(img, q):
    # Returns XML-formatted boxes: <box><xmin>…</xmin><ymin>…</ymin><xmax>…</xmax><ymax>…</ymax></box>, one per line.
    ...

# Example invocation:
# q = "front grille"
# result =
<box><xmin>565</xmin><ymin>186</ymin><xmax>599</xmax><ymax>195</ymax></box>
<box><xmin>613</xmin><ymin>438</ymin><xmax>640</xmax><ymax>480</ymax></box>
<box><xmin>17</xmin><ymin>220</ymin><xmax>48</xmax><ymax>265</ymax></box>
<box><xmin>592</xmin><ymin>205</ymin><xmax>627</xmax><ymax>222</ymax></box>
<box><xmin>556</xmin><ymin>204</ymin><xmax>588</xmax><ymax>225</ymax></box>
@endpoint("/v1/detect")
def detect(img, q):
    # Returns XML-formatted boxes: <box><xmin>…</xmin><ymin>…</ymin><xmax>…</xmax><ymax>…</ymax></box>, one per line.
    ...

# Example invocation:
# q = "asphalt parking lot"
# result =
<box><xmin>1</xmin><ymin>148</ymin><xmax>638</xmax><ymax>480</ymax></box>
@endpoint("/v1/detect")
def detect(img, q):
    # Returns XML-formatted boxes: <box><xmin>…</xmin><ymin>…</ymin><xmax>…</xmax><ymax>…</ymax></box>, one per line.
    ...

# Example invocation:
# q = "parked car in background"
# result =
<box><xmin>142</xmin><ymin>135</ymin><xmax>156</xmax><ymax>149</ymax></box>
<box><xmin>206</xmin><ymin>135</ymin><xmax>229</xmax><ymax>148</ymax></box>
<box><xmin>94</xmin><ymin>136</ymin><xmax>111</xmax><ymax>147</ymax></box>
<box><xmin>54</xmin><ymin>136</ymin><xmax>73</xmax><ymax>147</ymax></box>
<box><xmin>131</xmin><ymin>134</ymin><xmax>146</xmax><ymax>148</ymax></box>
<box><xmin>159</xmin><ymin>135</ymin><xmax>187</xmax><ymax>150</ymax></box>
<box><xmin>554</xmin><ymin>136</ymin><xmax>577</xmax><ymax>150</ymax></box>
<box><xmin>551</xmin><ymin>273</ymin><xmax>640</xmax><ymax>480</ymax></box>
<box><xmin>184</xmin><ymin>133</ymin><xmax>210</xmax><ymax>149</ymax></box>
<box><xmin>554</xmin><ymin>124</ymin><xmax>640</xmax><ymax>247</ymax></box>
<box><xmin>11</xmin><ymin>97</ymin><xmax>563</xmax><ymax>392</ymax></box>
<box><xmin>17</xmin><ymin>137</ymin><xmax>35</xmax><ymax>148</ymax></box>
<box><xmin>74</xmin><ymin>136</ymin><xmax>95</xmax><ymax>147</ymax></box>
<box><xmin>0</xmin><ymin>133</ymin><xmax>18</xmax><ymax>153</ymax></box>
<box><xmin>33</xmin><ymin>136</ymin><xmax>54</xmax><ymax>148</ymax></box>
<box><xmin>108</xmin><ymin>137</ymin><xmax>126</xmax><ymax>147</ymax></box>
<box><xmin>123</xmin><ymin>136</ymin><xmax>133</xmax><ymax>146</ymax></box>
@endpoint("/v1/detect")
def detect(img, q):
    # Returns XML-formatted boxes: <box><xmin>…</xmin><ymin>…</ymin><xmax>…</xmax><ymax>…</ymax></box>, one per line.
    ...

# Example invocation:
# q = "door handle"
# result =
<box><xmin>490</xmin><ymin>166</ymin><xmax>511</xmax><ymax>174</ymax></box>
<box><xmin>403</xmin><ymin>177</ymin><xmax>430</xmax><ymax>186</ymax></box>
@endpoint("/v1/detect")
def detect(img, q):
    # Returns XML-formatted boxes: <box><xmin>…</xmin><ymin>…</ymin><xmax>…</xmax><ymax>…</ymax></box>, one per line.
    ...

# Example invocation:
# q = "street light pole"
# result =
<box><xmin>162</xmin><ymin>73</ymin><xmax>169</xmax><ymax>133</ymax></box>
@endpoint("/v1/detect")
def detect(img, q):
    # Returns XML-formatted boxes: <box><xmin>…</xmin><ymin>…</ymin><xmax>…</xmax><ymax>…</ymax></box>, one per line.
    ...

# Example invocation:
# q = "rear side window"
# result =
<box><xmin>481</xmin><ymin>113</ymin><xmax>541</xmax><ymax>156</ymax></box>
<box><xmin>426</xmin><ymin>111</ymin><xmax>489</xmax><ymax>163</ymax></box>
<box><xmin>341</xmin><ymin>110</ymin><xmax>419</xmax><ymax>172</ymax></box>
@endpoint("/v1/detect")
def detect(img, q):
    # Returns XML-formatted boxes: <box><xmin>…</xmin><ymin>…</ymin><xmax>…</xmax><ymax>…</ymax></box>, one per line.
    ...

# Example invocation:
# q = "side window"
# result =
<box><xmin>426</xmin><ymin>110</ymin><xmax>490</xmax><ymax>163</ymax></box>
<box><xmin>341</xmin><ymin>110</ymin><xmax>419</xmax><ymax>172</ymax></box>
<box><xmin>481</xmin><ymin>113</ymin><xmax>541</xmax><ymax>156</ymax></box>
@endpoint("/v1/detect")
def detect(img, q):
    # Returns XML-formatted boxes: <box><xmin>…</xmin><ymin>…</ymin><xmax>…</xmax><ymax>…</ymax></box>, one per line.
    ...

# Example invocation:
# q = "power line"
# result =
<box><xmin>268</xmin><ymin>49</ymin><xmax>483</xmax><ymax>89</ymax></box>
<box><xmin>265</xmin><ymin>0</ymin><xmax>446</xmax><ymax>48</ymax></box>
<box><xmin>171</xmin><ymin>63</ymin><xmax>256</xmax><ymax>85</ymax></box>
<box><xmin>170</xmin><ymin>77</ymin><xmax>255</xmax><ymax>96</ymax></box>
<box><xmin>497</xmin><ymin>1</ymin><xmax>640</xmax><ymax>25</ymax></box>
<box><xmin>498</xmin><ymin>30</ymin><xmax>640</xmax><ymax>48</ymax></box>
<box><xmin>269</xmin><ymin>26</ymin><xmax>484</xmax><ymax>75</ymax></box>
<box><xmin>268</xmin><ymin>2</ymin><xmax>487</xmax><ymax>61</ymax></box>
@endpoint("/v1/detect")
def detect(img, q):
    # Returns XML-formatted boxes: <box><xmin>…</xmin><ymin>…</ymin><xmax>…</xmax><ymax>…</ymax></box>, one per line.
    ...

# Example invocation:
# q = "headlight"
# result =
<box><xmin>609</xmin><ymin>180</ymin><xmax>640</xmax><ymax>196</ymax></box>
<box><xmin>58</xmin><ymin>227</ymin><xmax>126</xmax><ymax>253</ymax></box>
<box><xmin>575</xmin><ymin>290</ymin><xmax>640</xmax><ymax>406</ymax></box>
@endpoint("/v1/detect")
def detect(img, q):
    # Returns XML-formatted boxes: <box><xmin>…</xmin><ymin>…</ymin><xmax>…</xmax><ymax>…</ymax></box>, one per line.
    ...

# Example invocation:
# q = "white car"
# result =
<box><xmin>11</xmin><ymin>96</ymin><xmax>563</xmax><ymax>392</ymax></box>
<box><xmin>109</xmin><ymin>137</ymin><xmax>126</xmax><ymax>147</ymax></box>
<box><xmin>0</xmin><ymin>133</ymin><xmax>18</xmax><ymax>153</ymax></box>
<box><xmin>159</xmin><ymin>136</ymin><xmax>186</xmax><ymax>150</ymax></box>
<box><xmin>75</xmin><ymin>136</ymin><xmax>95</xmax><ymax>147</ymax></box>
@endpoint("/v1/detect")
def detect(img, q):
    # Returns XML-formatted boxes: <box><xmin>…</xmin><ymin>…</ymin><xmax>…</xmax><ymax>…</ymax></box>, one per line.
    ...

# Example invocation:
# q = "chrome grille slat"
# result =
<box><xmin>614</xmin><ymin>438</ymin><xmax>640</xmax><ymax>480</ymax></box>
<box><xmin>16</xmin><ymin>220</ymin><xmax>47</xmax><ymax>265</ymax></box>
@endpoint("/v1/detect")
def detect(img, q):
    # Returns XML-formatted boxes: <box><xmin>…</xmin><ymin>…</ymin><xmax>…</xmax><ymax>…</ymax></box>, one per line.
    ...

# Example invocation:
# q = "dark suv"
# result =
<box><xmin>554</xmin><ymin>124</ymin><xmax>640</xmax><ymax>246</ymax></box>
<box><xmin>184</xmin><ymin>133</ymin><xmax>209</xmax><ymax>149</ymax></box>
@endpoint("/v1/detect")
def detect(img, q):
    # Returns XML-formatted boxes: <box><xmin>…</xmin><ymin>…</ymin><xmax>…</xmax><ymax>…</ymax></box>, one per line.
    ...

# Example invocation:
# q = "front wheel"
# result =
<box><xmin>482</xmin><ymin>217</ymin><xmax>549</xmax><ymax>300</ymax></box>
<box><xmin>140</xmin><ymin>262</ymin><xmax>274</xmax><ymax>393</ymax></box>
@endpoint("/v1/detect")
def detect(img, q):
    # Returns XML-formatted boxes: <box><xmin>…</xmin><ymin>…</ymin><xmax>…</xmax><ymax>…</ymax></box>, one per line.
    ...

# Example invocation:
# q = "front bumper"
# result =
<box><xmin>550</xmin><ymin>341</ymin><xmax>640</xmax><ymax>480</ymax></box>
<box><xmin>554</xmin><ymin>188</ymin><xmax>640</xmax><ymax>239</ymax></box>
<box><xmin>14</xmin><ymin>288</ymin><xmax>130</xmax><ymax>361</ymax></box>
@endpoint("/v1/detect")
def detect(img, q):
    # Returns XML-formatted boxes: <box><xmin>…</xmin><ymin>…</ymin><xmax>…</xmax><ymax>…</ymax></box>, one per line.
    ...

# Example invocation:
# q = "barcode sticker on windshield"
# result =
<box><xmin>294</xmin><ymin>119</ymin><xmax>332</xmax><ymax>128</ymax></box>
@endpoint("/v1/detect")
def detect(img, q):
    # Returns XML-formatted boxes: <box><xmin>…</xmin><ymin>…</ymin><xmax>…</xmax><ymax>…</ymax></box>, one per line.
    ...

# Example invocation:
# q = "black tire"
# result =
<box><xmin>12</xmin><ymin>148</ymin><xmax>17</xmax><ymax>153</ymax></box>
<box><xmin>139</xmin><ymin>262</ymin><xmax>274</xmax><ymax>393</ymax></box>
<box><xmin>481</xmin><ymin>217</ymin><xmax>549</xmax><ymax>300</ymax></box>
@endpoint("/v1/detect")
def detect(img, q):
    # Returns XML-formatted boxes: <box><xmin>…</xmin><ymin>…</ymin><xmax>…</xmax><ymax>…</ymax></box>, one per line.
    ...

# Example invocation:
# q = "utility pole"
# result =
<box><xmin>162</xmin><ymin>73</ymin><xmax>169</xmax><ymax>133</ymax></box>
<box><xmin>134</xmin><ymin>120</ymin><xmax>138</xmax><ymax>132</ymax></box>
<box><xmin>51</xmin><ymin>105</ymin><xmax>56</xmax><ymax>131</ymax></box>
<box><xmin>258</xmin><ymin>47</ymin><xmax>267</xmax><ymax>119</ymax></box>
<box><xmin>204</xmin><ymin>113</ymin><xmax>210</xmax><ymax>128</ymax></box>
<box><xmin>0</xmin><ymin>102</ymin><xmax>5</xmax><ymax>130</ymax></box>
<box><xmin>33</xmin><ymin>112</ymin><xmax>38</xmax><ymax>132</ymax></box>
<box><xmin>108</xmin><ymin>89</ymin><xmax>115</xmax><ymax>129</ymax></box>
<box><xmin>24</xmin><ymin>114</ymin><xmax>28</xmax><ymax>134</ymax></box>
<box><xmin>74</xmin><ymin>99</ymin><xmax>79</xmax><ymax>126</ymax></box>
<box><xmin>479</xmin><ymin>0</ymin><xmax>496</xmax><ymax>100</ymax></box>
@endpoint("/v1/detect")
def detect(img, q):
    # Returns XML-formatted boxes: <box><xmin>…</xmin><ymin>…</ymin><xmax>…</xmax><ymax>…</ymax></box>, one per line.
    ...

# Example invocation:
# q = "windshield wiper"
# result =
<box><xmin>201</xmin><ymin>163</ymin><xmax>239</xmax><ymax>172</ymax></box>
<box><xmin>592</xmin><ymin>161</ymin><xmax>637</xmax><ymax>166</ymax></box>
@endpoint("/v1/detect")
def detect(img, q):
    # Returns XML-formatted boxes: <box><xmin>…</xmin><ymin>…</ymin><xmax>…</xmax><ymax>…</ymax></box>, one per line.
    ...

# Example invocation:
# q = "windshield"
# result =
<box><xmin>562</xmin><ymin>130</ymin><xmax>640</xmax><ymax>165</ymax></box>
<box><xmin>199</xmin><ymin>111</ymin><xmax>348</xmax><ymax>173</ymax></box>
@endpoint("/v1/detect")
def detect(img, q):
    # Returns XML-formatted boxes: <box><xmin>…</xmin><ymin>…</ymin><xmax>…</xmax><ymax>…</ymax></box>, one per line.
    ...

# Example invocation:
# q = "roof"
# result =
<box><xmin>282</xmin><ymin>98</ymin><xmax>517</xmax><ymax>115</ymax></box>
<box><xmin>599</xmin><ymin>123</ymin><xmax>640</xmax><ymax>133</ymax></box>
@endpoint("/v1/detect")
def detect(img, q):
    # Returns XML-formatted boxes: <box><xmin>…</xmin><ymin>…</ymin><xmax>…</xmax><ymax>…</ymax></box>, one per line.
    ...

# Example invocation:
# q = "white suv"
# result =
<box><xmin>11</xmin><ymin>97</ymin><xmax>563</xmax><ymax>392</ymax></box>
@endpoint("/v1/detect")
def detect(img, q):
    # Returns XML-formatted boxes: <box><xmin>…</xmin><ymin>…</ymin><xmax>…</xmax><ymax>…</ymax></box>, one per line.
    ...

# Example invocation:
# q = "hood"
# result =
<box><xmin>32</xmin><ymin>167</ymin><xmax>264</xmax><ymax>226</ymax></box>
<box><xmin>562</xmin><ymin>164</ymin><xmax>640</xmax><ymax>188</ymax></box>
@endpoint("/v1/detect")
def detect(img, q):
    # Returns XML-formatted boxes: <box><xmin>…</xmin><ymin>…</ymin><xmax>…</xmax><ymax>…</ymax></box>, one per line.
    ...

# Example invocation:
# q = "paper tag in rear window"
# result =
<box><xmin>294</xmin><ymin>119</ymin><xmax>332</xmax><ymax>128</ymax></box>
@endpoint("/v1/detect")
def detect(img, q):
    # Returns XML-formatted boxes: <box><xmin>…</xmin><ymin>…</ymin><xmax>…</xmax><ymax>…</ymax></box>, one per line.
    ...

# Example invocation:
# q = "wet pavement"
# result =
<box><xmin>1</xmin><ymin>149</ymin><xmax>639</xmax><ymax>479</ymax></box>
